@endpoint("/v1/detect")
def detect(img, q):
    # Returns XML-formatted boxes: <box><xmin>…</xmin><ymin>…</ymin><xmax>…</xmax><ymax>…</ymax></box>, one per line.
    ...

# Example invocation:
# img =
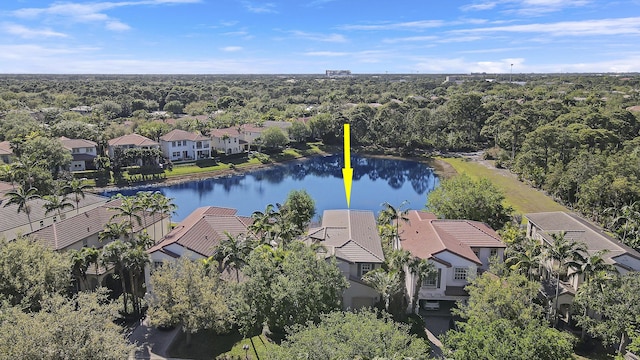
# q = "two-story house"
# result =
<box><xmin>240</xmin><ymin>121</ymin><xmax>292</xmax><ymax>149</ymax></box>
<box><xmin>0</xmin><ymin>141</ymin><xmax>14</xmax><ymax>164</ymax></box>
<box><xmin>399</xmin><ymin>211</ymin><xmax>505</xmax><ymax>312</ymax></box>
<box><xmin>525</xmin><ymin>211</ymin><xmax>640</xmax><ymax>320</ymax></box>
<box><xmin>210</xmin><ymin>127</ymin><xmax>246</xmax><ymax>155</ymax></box>
<box><xmin>107</xmin><ymin>133</ymin><xmax>160</xmax><ymax>159</ymax></box>
<box><xmin>59</xmin><ymin>137</ymin><xmax>98</xmax><ymax>172</ymax></box>
<box><xmin>159</xmin><ymin>129</ymin><xmax>211</xmax><ymax>161</ymax></box>
<box><xmin>306</xmin><ymin>209</ymin><xmax>386</xmax><ymax>309</ymax></box>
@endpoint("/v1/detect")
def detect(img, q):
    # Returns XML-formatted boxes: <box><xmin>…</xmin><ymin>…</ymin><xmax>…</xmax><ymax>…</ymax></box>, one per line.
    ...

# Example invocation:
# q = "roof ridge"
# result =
<box><xmin>341</xmin><ymin>238</ymin><xmax>385</xmax><ymax>263</ymax></box>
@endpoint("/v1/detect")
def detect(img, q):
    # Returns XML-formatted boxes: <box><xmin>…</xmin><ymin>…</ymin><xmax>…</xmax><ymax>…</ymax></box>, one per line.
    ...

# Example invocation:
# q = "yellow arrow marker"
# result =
<box><xmin>342</xmin><ymin>124</ymin><xmax>353</xmax><ymax>208</ymax></box>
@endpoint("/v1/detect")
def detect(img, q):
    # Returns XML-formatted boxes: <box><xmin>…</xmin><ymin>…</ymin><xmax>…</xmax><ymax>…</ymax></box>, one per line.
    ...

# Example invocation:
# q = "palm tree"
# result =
<box><xmin>110</xmin><ymin>194</ymin><xmax>143</xmax><ymax>240</ymax></box>
<box><xmin>409</xmin><ymin>258</ymin><xmax>436</xmax><ymax>314</ymax></box>
<box><xmin>65</xmin><ymin>178</ymin><xmax>89</xmax><ymax>214</ymax></box>
<box><xmin>3</xmin><ymin>186</ymin><xmax>40</xmax><ymax>232</ymax></box>
<box><xmin>42</xmin><ymin>194</ymin><xmax>74</xmax><ymax>218</ymax></box>
<box><xmin>151</xmin><ymin>192</ymin><xmax>177</xmax><ymax>238</ymax></box>
<box><xmin>101</xmin><ymin>240</ymin><xmax>131</xmax><ymax>314</ymax></box>
<box><xmin>211</xmin><ymin>231</ymin><xmax>254</xmax><ymax>282</ymax></box>
<box><xmin>545</xmin><ymin>232</ymin><xmax>587</xmax><ymax>325</ymax></box>
<box><xmin>69</xmin><ymin>247</ymin><xmax>100</xmax><ymax>291</ymax></box>
<box><xmin>99</xmin><ymin>221</ymin><xmax>132</xmax><ymax>243</ymax></box>
<box><xmin>249</xmin><ymin>204</ymin><xmax>279</xmax><ymax>245</ymax></box>
<box><xmin>574</xmin><ymin>250</ymin><xmax>613</xmax><ymax>341</ymax></box>
<box><xmin>135</xmin><ymin>191</ymin><xmax>154</xmax><ymax>229</ymax></box>
<box><xmin>379</xmin><ymin>201</ymin><xmax>410</xmax><ymax>247</ymax></box>
<box><xmin>386</xmin><ymin>249</ymin><xmax>412</xmax><ymax>310</ymax></box>
<box><xmin>506</xmin><ymin>238</ymin><xmax>543</xmax><ymax>281</ymax></box>
<box><xmin>606</xmin><ymin>202</ymin><xmax>640</xmax><ymax>248</ymax></box>
<box><xmin>123</xmin><ymin>245</ymin><xmax>149</xmax><ymax>315</ymax></box>
<box><xmin>362</xmin><ymin>268</ymin><xmax>403</xmax><ymax>313</ymax></box>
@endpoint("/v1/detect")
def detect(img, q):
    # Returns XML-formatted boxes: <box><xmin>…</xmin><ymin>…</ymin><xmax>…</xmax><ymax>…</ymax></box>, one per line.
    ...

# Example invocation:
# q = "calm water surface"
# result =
<box><xmin>102</xmin><ymin>155</ymin><xmax>440</xmax><ymax>222</ymax></box>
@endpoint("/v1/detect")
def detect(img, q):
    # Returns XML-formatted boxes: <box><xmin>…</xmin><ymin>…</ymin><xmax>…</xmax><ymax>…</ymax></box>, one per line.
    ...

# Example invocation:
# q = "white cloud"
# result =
<box><xmin>303</xmin><ymin>51</ymin><xmax>348</xmax><ymax>57</ymax></box>
<box><xmin>456</xmin><ymin>17</ymin><xmax>640</xmax><ymax>36</ymax></box>
<box><xmin>2</xmin><ymin>23</ymin><xmax>68</xmax><ymax>39</ymax></box>
<box><xmin>10</xmin><ymin>0</ymin><xmax>200</xmax><ymax>31</ymax></box>
<box><xmin>461</xmin><ymin>0</ymin><xmax>591</xmax><ymax>15</ymax></box>
<box><xmin>221</xmin><ymin>46</ymin><xmax>243</xmax><ymax>52</ymax></box>
<box><xmin>242</xmin><ymin>2</ymin><xmax>277</xmax><ymax>13</ymax></box>
<box><xmin>382</xmin><ymin>36</ymin><xmax>438</xmax><ymax>44</ymax></box>
<box><xmin>290</xmin><ymin>31</ymin><xmax>347</xmax><ymax>43</ymax></box>
<box><xmin>461</xmin><ymin>2</ymin><xmax>498</xmax><ymax>11</ymax></box>
<box><xmin>338</xmin><ymin>20</ymin><xmax>446</xmax><ymax>31</ymax></box>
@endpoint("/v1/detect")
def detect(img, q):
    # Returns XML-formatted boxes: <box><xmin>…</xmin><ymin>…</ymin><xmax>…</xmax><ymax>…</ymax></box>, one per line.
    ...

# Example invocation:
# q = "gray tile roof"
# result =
<box><xmin>0</xmin><ymin>193</ymin><xmax>108</xmax><ymax>234</ymax></box>
<box><xmin>307</xmin><ymin>209</ymin><xmax>384</xmax><ymax>263</ymax></box>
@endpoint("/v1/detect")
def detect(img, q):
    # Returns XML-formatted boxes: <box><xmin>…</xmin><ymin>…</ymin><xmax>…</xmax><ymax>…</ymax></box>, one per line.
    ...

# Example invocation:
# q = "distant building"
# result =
<box><xmin>326</xmin><ymin>70</ymin><xmax>352</xmax><ymax>78</ymax></box>
<box><xmin>59</xmin><ymin>137</ymin><xmax>98</xmax><ymax>172</ymax></box>
<box><xmin>0</xmin><ymin>141</ymin><xmax>14</xmax><ymax>164</ymax></box>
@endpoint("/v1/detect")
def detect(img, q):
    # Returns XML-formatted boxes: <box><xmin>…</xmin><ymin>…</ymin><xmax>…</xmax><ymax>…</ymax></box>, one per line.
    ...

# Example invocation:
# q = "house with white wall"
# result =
<box><xmin>306</xmin><ymin>209</ymin><xmax>386</xmax><ymax>309</ymax></box>
<box><xmin>107</xmin><ymin>133</ymin><xmax>160</xmax><ymax>158</ymax></box>
<box><xmin>210</xmin><ymin>128</ymin><xmax>246</xmax><ymax>155</ymax></box>
<box><xmin>159</xmin><ymin>129</ymin><xmax>211</xmax><ymax>161</ymax></box>
<box><xmin>398</xmin><ymin>211</ymin><xmax>505</xmax><ymax>312</ymax></box>
<box><xmin>59</xmin><ymin>137</ymin><xmax>98</xmax><ymax>172</ymax></box>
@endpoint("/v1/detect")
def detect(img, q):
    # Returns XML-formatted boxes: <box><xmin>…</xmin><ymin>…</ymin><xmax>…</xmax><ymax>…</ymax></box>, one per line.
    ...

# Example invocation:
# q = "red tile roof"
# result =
<box><xmin>400</xmin><ymin>210</ymin><xmax>505</xmax><ymax>265</ymax></box>
<box><xmin>0</xmin><ymin>141</ymin><xmax>13</xmax><ymax>156</ymax></box>
<box><xmin>148</xmin><ymin>206</ymin><xmax>253</xmax><ymax>258</ymax></box>
<box><xmin>160</xmin><ymin>129</ymin><xmax>209</xmax><ymax>142</ymax></box>
<box><xmin>108</xmin><ymin>133</ymin><xmax>159</xmax><ymax>147</ymax></box>
<box><xmin>59</xmin><ymin>137</ymin><xmax>97</xmax><ymax>150</ymax></box>
<box><xmin>210</xmin><ymin>127</ymin><xmax>242</xmax><ymax>138</ymax></box>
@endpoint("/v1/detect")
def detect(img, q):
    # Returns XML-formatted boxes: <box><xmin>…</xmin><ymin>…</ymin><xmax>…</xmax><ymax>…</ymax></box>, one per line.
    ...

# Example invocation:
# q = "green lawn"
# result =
<box><xmin>437</xmin><ymin>157</ymin><xmax>569</xmax><ymax>216</ymax></box>
<box><xmin>168</xmin><ymin>330</ymin><xmax>276</xmax><ymax>360</ymax></box>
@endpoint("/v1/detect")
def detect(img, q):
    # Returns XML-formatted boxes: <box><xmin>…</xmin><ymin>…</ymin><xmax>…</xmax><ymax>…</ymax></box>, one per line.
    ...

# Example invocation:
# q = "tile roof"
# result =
<box><xmin>148</xmin><ymin>206</ymin><xmax>253</xmax><ymax>258</ymax></box>
<box><xmin>210</xmin><ymin>127</ymin><xmax>242</xmax><ymax>138</ymax></box>
<box><xmin>0</xmin><ymin>141</ymin><xmax>13</xmax><ymax>156</ymax></box>
<box><xmin>307</xmin><ymin>209</ymin><xmax>385</xmax><ymax>263</ymax></box>
<box><xmin>29</xmin><ymin>199</ymin><xmax>165</xmax><ymax>251</ymax></box>
<box><xmin>241</xmin><ymin>121</ymin><xmax>293</xmax><ymax>133</ymax></box>
<box><xmin>59</xmin><ymin>137</ymin><xmax>97</xmax><ymax>150</ymax></box>
<box><xmin>108</xmin><ymin>133</ymin><xmax>159</xmax><ymax>147</ymax></box>
<box><xmin>525</xmin><ymin>211</ymin><xmax>640</xmax><ymax>269</ymax></box>
<box><xmin>159</xmin><ymin>129</ymin><xmax>209</xmax><ymax>142</ymax></box>
<box><xmin>399</xmin><ymin>210</ymin><xmax>505</xmax><ymax>265</ymax></box>
<box><xmin>0</xmin><ymin>193</ymin><xmax>108</xmax><ymax>233</ymax></box>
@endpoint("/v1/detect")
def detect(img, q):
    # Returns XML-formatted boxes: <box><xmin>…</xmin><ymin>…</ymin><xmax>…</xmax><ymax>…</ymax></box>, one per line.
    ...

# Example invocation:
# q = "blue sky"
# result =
<box><xmin>1</xmin><ymin>0</ymin><xmax>639</xmax><ymax>74</ymax></box>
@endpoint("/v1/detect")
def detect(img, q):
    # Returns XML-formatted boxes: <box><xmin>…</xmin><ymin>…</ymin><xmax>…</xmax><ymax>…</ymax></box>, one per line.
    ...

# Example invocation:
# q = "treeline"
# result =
<box><xmin>1</xmin><ymin>73</ymin><xmax>639</xmax><ymax>245</ymax></box>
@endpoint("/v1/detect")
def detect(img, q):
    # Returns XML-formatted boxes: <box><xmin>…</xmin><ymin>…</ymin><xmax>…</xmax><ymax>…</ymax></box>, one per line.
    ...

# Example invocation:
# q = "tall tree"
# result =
<box><xmin>69</xmin><ymin>246</ymin><xmax>100</xmax><ymax>291</ymax></box>
<box><xmin>109</xmin><ymin>194</ymin><xmax>143</xmax><ymax>240</ymax></box>
<box><xmin>100</xmin><ymin>240</ymin><xmax>131</xmax><ymax>314</ymax></box>
<box><xmin>151</xmin><ymin>191</ymin><xmax>177</xmax><ymax>237</ymax></box>
<box><xmin>65</xmin><ymin>178</ymin><xmax>89</xmax><ymax>214</ymax></box>
<box><xmin>427</xmin><ymin>173</ymin><xmax>512</xmax><ymax>230</ymax></box>
<box><xmin>362</xmin><ymin>268</ymin><xmax>403</xmax><ymax>313</ymax></box>
<box><xmin>3</xmin><ymin>186</ymin><xmax>40</xmax><ymax>232</ymax></box>
<box><xmin>409</xmin><ymin>258</ymin><xmax>437</xmax><ymax>314</ymax></box>
<box><xmin>379</xmin><ymin>200</ymin><xmax>410</xmax><ymax>245</ymax></box>
<box><xmin>42</xmin><ymin>193</ymin><xmax>74</xmax><ymax>218</ymax></box>
<box><xmin>148</xmin><ymin>257</ymin><xmax>232</xmax><ymax>345</ymax></box>
<box><xmin>210</xmin><ymin>231</ymin><xmax>254</xmax><ymax>282</ymax></box>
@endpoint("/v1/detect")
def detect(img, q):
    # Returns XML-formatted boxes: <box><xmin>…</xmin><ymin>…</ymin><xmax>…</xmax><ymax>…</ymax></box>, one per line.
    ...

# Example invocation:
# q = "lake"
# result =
<box><xmin>102</xmin><ymin>154</ymin><xmax>440</xmax><ymax>222</ymax></box>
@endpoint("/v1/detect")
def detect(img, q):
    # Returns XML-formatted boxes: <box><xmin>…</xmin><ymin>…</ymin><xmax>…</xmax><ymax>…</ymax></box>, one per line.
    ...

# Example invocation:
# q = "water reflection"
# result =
<box><xmin>103</xmin><ymin>155</ymin><xmax>439</xmax><ymax>221</ymax></box>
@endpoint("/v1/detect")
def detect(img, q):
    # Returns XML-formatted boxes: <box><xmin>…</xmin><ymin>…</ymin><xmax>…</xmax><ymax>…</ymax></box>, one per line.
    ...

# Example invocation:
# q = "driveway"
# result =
<box><xmin>128</xmin><ymin>316</ymin><xmax>182</xmax><ymax>360</ymax></box>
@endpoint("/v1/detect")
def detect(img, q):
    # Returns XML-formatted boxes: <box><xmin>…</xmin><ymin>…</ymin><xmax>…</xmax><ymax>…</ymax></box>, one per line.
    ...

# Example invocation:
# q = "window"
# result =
<box><xmin>153</xmin><ymin>261</ymin><xmax>164</xmax><ymax>269</ymax></box>
<box><xmin>172</xmin><ymin>141</ymin><xmax>176</xmax><ymax>147</ymax></box>
<box><xmin>359</xmin><ymin>263</ymin><xmax>373</xmax><ymax>277</ymax></box>
<box><xmin>172</xmin><ymin>152</ymin><xmax>180</xmax><ymax>158</ymax></box>
<box><xmin>422</xmin><ymin>269</ymin><xmax>441</xmax><ymax>288</ymax></box>
<box><xmin>490</xmin><ymin>248</ymin><xmax>498</xmax><ymax>257</ymax></box>
<box><xmin>72</xmin><ymin>148</ymin><xmax>79</xmax><ymax>153</ymax></box>
<box><xmin>454</xmin><ymin>267</ymin><xmax>468</xmax><ymax>281</ymax></box>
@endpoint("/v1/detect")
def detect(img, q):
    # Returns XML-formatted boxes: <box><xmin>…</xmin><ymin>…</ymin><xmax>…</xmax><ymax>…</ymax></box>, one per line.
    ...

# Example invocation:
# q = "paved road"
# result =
<box><xmin>424</xmin><ymin>315</ymin><xmax>452</xmax><ymax>359</ymax></box>
<box><xmin>128</xmin><ymin>316</ymin><xmax>182</xmax><ymax>360</ymax></box>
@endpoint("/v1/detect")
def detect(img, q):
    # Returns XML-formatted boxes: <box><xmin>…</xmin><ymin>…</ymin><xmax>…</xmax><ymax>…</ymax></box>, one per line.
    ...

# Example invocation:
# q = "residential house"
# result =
<box><xmin>0</xmin><ymin>193</ymin><xmax>108</xmax><ymax>241</ymax></box>
<box><xmin>0</xmin><ymin>141</ymin><xmax>14</xmax><ymax>164</ymax></box>
<box><xmin>59</xmin><ymin>137</ymin><xmax>98</xmax><ymax>172</ymax></box>
<box><xmin>525</xmin><ymin>211</ymin><xmax>640</xmax><ymax>319</ymax></box>
<box><xmin>145</xmin><ymin>206</ymin><xmax>252</xmax><ymax>289</ymax></box>
<box><xmin>305</xmin><ymin>209</ymin><xmax>386</xmax><ymax>309</ymax></box>
<box><xmin>159</xmin><ymin>129</ymin><xmax>211</xmax><ymax>161</ymax></box>
<box><xmin>241</xmin><ymin>121</ymin><xmax>293</xmax><ymax>148</ymax></box>
<box><xmin>210</xmin><ymin>127</ymin><xmax>247</xmax><ymax>155</ymax></box>
<box><xmin>107</xmin><ymin>133</ymin><xmax>160</xmax><ymax>158</ymax></box>
<box><xmin>29</xmin><ymin>198</ymin><xmax>166</xmax><ymax>290</ymax></box>
<box><xmin>398</xmin><ymin>211</ymin><xmax>506</xmax><ymax>312</ymax></box>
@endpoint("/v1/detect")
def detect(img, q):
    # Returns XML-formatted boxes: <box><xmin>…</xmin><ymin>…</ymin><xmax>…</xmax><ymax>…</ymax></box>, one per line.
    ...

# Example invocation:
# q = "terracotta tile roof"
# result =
<box><xmin>241</xmin><ymin>121</ymin><xmax>293</xmax><ymax>133</ymax></box>
<box><xmin>525</xmin><ymin>211</ymin><xmax>640</xmax><ymax>269</ymax></box>
<box><xmin>0</xmin><ymin>141</ymin><xmax>13</xmax><ymax>156</ymax></box>
<box><xmin>147</xmin><ymin>206</ymin><xmax>253</xmax><ymax>258</ymax></box>
<box><xmin>59</xmin><ymin>137</ymin><xmax>97</xmax><ymax>150</ymax></box>
<box><xmin>399</xmin><ymin>211</ymin><xmax>505</xmax><ymax>265</ymax></box>
<box><xmin>210</xmin><ymin>127</ymin><xmax>241</xmax><ymax>138</ymax></box>
<box><xmin>29</xmin><ymin>199</ymin><xmax>165</xmax><ymax>251</ymax></box>
<box><xmin>0</xmin><ymin>193</ymin><xmax>108</xmax><ymax>234</ymax></box>
<box><xmin>159</xmin><ymin>129</ymin><xmax>209</xmax><ymax>142</ymax></box>
<box><xmin>307</xmin><ymin>209</ymin><xmax>385</xmax><ymax>263</ymax></box>
<box><xmin>108</xmin><ymin>133</ymin><xmax>159</xmax><ymax>147</ymax></box>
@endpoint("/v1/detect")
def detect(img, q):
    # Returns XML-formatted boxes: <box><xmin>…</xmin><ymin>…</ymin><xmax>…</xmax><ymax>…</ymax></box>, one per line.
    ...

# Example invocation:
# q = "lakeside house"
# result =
<box><xmin>210</xmin><ymin>127</ymin><xmax>247</xmax><ymax>155</ymax></box>
<box><xmin>525</xmin><ymin>211</ymin><xmax>640</xmax><ymax>321</ymax></box>
<box><xmin>107</xmin><ymin>133</ymin><xmax>160</xmax><ymax>159</ymax></box>
<box><xmin>59</xmin><ymin>137</ymin><xmax>98</xmax><ymax>172</ymax></box>
<box><xmin>306</xmin><ymin>209</ymin><xmax>386</xmax><ymax>309</ymax></box>
<box><xmin>159</xmin><ymin>129</ymin><xmax>211</xmax><ymax>161</ymax></box>
<box><xmin>398</xmin><ymin>210</ymin><xmax>506</xmax><ymax>312</ymax></box>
